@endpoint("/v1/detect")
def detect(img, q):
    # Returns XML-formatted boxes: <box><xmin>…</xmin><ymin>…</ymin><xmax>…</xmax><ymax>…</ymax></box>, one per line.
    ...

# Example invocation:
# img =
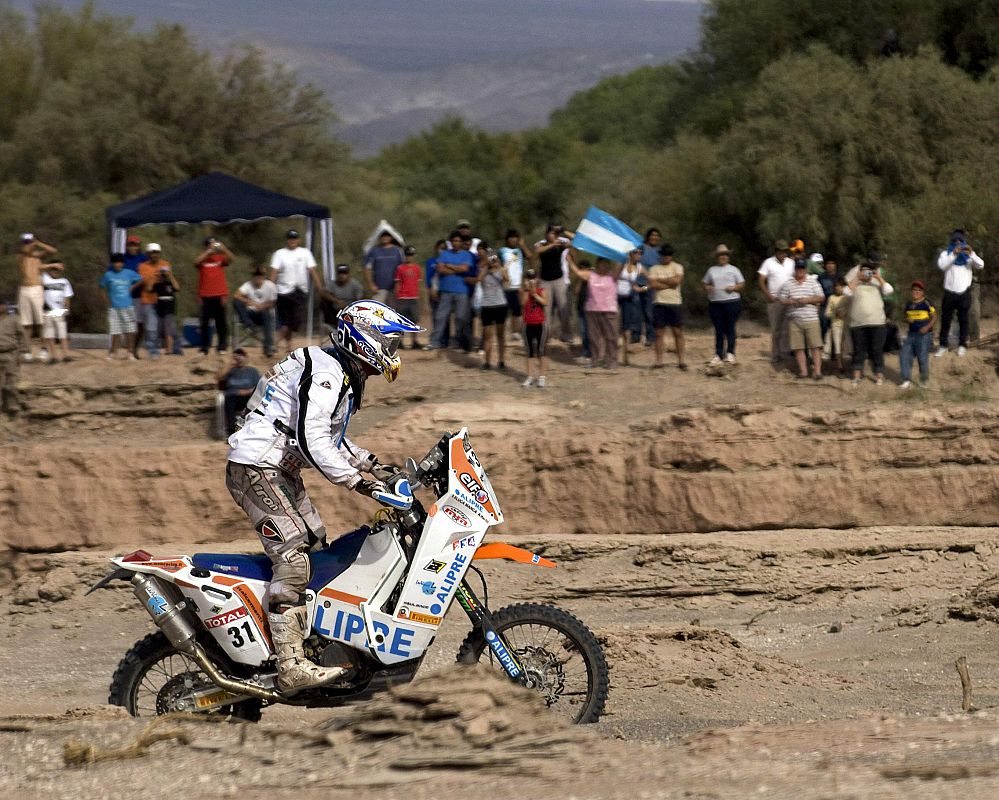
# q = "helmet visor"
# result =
<box><xmin>385</xmin><ymin>333</ymin><xmax>402</xmax><ymax>356</ymax></box>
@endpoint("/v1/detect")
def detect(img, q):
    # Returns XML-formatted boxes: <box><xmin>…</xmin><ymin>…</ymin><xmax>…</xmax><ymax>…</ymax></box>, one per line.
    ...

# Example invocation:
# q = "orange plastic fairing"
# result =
<box><xmin>473</xmin><ymin>542</ymin><xmax>555</xmax><ymax>568</ymax></box>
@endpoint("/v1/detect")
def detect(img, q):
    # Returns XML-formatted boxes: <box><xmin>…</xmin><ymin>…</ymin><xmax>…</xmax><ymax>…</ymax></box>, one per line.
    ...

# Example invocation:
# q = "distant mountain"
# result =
<box><xmin>8</xmin><ymin>0</ymin><xmax>703</xmax><ymax>154</ymax></box>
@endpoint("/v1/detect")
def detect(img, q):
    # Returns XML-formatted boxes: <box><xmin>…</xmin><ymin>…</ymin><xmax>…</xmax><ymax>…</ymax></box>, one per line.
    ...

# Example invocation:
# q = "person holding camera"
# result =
<box><xmin>136</xmin><ymin>243</ymin><xmax>168</xmax><ymax>359</ymax></box>
<box><xmin>477</xmin><ymin>250</ymin><xmax>509</xmax><ymax>370</ymax></box>
<box><xmin>153</xmin><ymin>262</ymin><xmax>182</xmax><ymax>356</ymax></box>
<box><xmin>195</xmin><ymin>236</ymin><xmax>234</xmax><ymax>356</ymax></box>
<box><xmin>534</xmin><ymin>224</ymin><xmax>574</xmax><ymax>343</ymax></box>
<box><xmin>844</xmin><ymin>253</ymin><xmax>893</xmax><ymax>386</ymax></box>
<box><xmin>935</xmin><ymin>229</ymin><xmax>984</xmax><ymax>357</ymax></box>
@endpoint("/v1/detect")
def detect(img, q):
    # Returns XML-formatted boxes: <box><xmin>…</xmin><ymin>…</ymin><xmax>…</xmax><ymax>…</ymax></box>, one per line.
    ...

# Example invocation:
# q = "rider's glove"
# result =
<box><xmin>360</xmin><ymin>454</ymin><xmax>399</xmax><ymax>474</ymax></box>
<box><xmin>354</xmin><ymin>477</ymin><xmax>414</xmax><ymax>510</ymax></box>
<box><xmin>353</xmin><ymin>478</ymin><xmax>387</xmax><ymax>499</ymax></box>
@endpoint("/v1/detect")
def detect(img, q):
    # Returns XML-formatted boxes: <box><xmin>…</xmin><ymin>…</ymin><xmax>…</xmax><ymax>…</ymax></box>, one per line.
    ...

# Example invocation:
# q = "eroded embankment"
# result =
<box><xmin>3</xmin><ymin>398</ymin><xmax>999</xmax><ymax>583</ymax></box>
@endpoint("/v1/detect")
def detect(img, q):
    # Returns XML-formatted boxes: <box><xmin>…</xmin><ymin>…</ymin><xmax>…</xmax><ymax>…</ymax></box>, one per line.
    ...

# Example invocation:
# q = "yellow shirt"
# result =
<box><xmin>648</xmin><ymin>262</ymin><xmax>683</xmax><ymax>305</ymax></box>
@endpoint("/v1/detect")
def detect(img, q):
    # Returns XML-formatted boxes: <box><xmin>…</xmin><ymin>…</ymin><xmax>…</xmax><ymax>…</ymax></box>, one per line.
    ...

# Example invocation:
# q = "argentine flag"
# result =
<box><xmin>572</xmin><ymin>206</ymin><xmax>643</xmax><ymax>262</ymax></box>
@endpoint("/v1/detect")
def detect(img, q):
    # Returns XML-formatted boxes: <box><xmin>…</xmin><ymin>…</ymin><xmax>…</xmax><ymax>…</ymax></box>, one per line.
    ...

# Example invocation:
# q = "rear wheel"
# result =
<box><xmin>456</xmin><ymin>603</ymin><xmax>609</xmax><ymax>724</ymax></box>
<box><xmin>108</xmin><ymin>632</ymin><xmax>263</xmax><ymax>721</ymax></box>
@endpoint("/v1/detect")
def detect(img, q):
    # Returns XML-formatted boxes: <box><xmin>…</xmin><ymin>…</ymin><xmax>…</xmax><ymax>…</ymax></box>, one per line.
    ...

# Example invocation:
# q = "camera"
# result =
<box><xmin>861</xmin><ymin>268</ymin><xmax>873</xmax><ymax>279</ymax></box>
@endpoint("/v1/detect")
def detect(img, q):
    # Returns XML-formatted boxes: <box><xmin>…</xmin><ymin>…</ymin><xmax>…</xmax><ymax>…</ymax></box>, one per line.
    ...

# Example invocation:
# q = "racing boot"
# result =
<box><xmin>268</xmin><ymin>605</ymin><xmax>346</xmax><ymax>692</ymax></box>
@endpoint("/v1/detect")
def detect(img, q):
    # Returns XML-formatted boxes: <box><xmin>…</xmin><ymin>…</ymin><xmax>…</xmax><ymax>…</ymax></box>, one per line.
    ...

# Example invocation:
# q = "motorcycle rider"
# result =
<box><xmin>226</xmin><ymin>300</ymin><xmax>423</xmax><ymax>692</ymax></box>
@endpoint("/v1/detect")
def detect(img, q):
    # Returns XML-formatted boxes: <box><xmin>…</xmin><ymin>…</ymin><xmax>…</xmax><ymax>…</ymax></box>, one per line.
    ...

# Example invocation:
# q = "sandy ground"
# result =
<box><xmin>3</xmin><ymin>325</ymin><xmax>999</xmax><ymax>798</ymax></box>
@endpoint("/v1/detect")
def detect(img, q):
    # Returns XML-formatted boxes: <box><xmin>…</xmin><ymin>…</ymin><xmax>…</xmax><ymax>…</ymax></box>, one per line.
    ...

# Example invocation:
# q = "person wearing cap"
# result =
<box><xmin>269</xmin><ymin>229</ymin><xmax>325</xmax><ymax>353</ymax></box>
<box><xmin>133</xmin><ymin>243</ymin><xmax>169</xmax><ymax>359</ymax></box>
<box><xmin>647</xmin><ymin>243</ymin><xmax>687</xmax><ymax>370</ymax></box>
<box><xmin>844</xmin><ymin>253</ymin><xmax>893</xmax><ymax>386</ymax></box>
<box><xmin>757</xmin><ymin>239</ymin><xmax>795</xmax><ymax>363</ymax></box>
<box><xmin>617</xmin><ymin>247</ymin><xmax>647</xmax><ymax>364</ymax></box>
<box><xmin>936</xmin><ymin>229</ymin><xmax>985</xmax><ymax>357</ymax></box>
<box><xmin>0</xmin><ymin>296</ymin><xmax>27</xmax><ymax>416</ymax></box>
<box><xmin>702</xmin><ymin>245</ymin><xmax>745</xmax><ymax>365</ymax></box>
<box><xmin>16</xmin><ymin>233</ymin><xmax>62</xmax><ymax>362</ymax></box>
<box><xmin>394</xmin><ymin>246</ymin><xmax>423</xmax><ymax>349</ymax></box>
<box><xmin>364</xmin><ymin>231</ymin><xmax>405</xmax><ymax>304</ymax></box>
<box><xmin>123</xmin><ymin>235</ymin><xmax>147</xmax><ymax>273</ymax></box>
<box><xmin>899</xmin><ymin>280</ymin><xmax>936</xmax><ymax>389</ymax></box>
<box><xmin>233</xmin><ymin>268</ymin><xmax>277</xmax><ymax>357</ymax></box>
<box><xmin>40</xmin><ymin>263</ymin><xmax>74</xmax><ymax>363</ymax></box>
<box><xmin>216</xmin><ymin>348</ymin><xmax>260</xmax><ymax>435</ymax></box>
<box><xmin>779</xmin><ymin>259</ymin><xmax>825</xmax><ymax>379</ymax></box>
<box><xmin>194</xmin><ymin>237</ymin><xmax>235</xmax><ymax>356</ymax></box>
<box><xmin>99</xmin><ymin>254</ymin><xmax>142</xmax><ymax>360</ymax></box>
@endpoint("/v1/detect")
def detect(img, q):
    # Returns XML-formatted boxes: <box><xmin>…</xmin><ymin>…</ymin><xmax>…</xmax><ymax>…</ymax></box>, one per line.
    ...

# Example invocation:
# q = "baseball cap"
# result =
<box><xmin>793</xmin><ymin>258</ymin><xmax>808</xmax><ymax>269</ymax></box>
<box><xmin>110</xmin><ymin>252</ymin><xmax>125</xmax><ymax>263</ymax></box>
<box><xmin>286</xmin><ymin>229</ymin><xmax>300</xmax><ymax>239</ymax></box>
<box><xmin>126</xmin><ymin>235</ymin><xmax>141</xmax><ymax>245</ymax></box>
<box><xmin>715</xmin><ymin>244</ymin><xmax>731</xmax><ymax>255</ymax></box>
<box><xmin>20</xmin><ymin>232</ymin><xmax>34</xmax><ymax>243</ymax></box>
<box><xmin>233</xmin><ymin>347</ymin><xmax>247</xmax><ymax>357</ymax></box>
<box><xmin>867</xmin><ymin>250</ymin><xmax>883</xmax><ymax>265</ymax></box>
<box><xmin>809</xmin><ymin>252</ymin><xmax>824</xmax><ymax>263</ymax></box>
<box><xmin>774</xmin><ymin>239</ymin><xmax>789</xmax><ymax>251</ymax></box>
<box><xmin>911</xmin><ymin>279</ymin><xmax>925</xmax><ymax>290</ymax></box>
<box><xmin>336</xmin><ymin>264</ymin><xmax>351</xmax><ymax>273</ymax></box>
<box><xmin>404</xmin><ymin>245</ymin><xmax>416</xmax><ymax>255</ymax></box>
<box><xmin>789</xmin><ymin>238</ymin><xmax>805</xmax><ymax>254</ymax></box>
<box><xmin>146</xmin><ymin>242</ymin><xmax>161</xmax><ymax>253</ymax></box>
<box><xmin>456</xmin><ymin>219</ymin><xmax>472</xmax><ymax>228</ymax></box>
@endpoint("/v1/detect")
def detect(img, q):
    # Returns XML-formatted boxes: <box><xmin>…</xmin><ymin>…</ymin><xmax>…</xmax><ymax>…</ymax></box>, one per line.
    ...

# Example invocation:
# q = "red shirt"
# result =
<box><xmin>197</xmin><ymin>253</ymin><xmax>229</xmax><ymax>298</ymax></box>
<box><xmin>523</xmin><ymin>287</ymin><xmax>546</xmax><ymax>325</ymax></box>
<box><xmin>394</xmin><ymin>263</ymin><xmax>421</xmax><ymax>300</ymax></box>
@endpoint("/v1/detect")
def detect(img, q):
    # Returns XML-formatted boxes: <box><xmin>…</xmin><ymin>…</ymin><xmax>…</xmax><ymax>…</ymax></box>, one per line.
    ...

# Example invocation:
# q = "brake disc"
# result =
<box><xmin>517</xmin><ymin>645</ymin><xmax>566</xmax><ymax>706</ymax></box>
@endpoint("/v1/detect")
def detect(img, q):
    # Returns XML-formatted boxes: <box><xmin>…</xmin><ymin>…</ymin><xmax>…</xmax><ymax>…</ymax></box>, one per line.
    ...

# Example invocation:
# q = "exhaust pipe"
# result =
<box><xmin>132</xmin><ymin>574</ymin><xmax>283</xmax><ymax>703</ymax></box>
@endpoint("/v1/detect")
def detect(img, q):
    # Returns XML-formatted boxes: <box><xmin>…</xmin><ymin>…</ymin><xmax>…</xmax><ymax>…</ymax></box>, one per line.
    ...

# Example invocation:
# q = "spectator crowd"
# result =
<box><xmin>2</xmin><ymin>221</ymin><xmax>987</xmax><ymax>417</ymax></box>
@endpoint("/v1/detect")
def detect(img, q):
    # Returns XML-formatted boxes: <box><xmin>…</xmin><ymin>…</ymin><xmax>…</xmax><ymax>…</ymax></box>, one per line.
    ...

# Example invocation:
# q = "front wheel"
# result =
<box><xmin>108</xmin><ymin>632</ymin><xmax>263</xmax><ymax>721</ymax></box>
<box><xmin>456</xmin><ymin>603</ymin><xmax>609</xmax><ymax>724</ymax></box>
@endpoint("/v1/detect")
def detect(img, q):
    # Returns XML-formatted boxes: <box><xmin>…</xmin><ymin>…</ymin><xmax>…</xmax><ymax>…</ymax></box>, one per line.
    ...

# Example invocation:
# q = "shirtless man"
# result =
<box><xmin>17</xmin><ymin>233</ymin><xmax>62</xmax><ymax>361</ymax></box>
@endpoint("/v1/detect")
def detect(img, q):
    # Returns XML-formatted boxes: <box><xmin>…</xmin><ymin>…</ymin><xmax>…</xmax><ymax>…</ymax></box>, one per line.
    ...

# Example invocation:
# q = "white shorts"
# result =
<box><xmin>18</xmin><ymin>286</ymin><xmax>44</xmax><ymax>326</ymax></box>
<box><xmin>42</xmin><ymin>312</ymin><xmax>67</xmax><ymax>340</ymax></box>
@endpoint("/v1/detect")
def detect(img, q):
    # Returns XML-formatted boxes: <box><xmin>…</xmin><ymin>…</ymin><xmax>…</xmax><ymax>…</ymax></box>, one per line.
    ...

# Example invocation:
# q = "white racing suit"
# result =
<box><xmin>226</xmin><ymin>346</ymin><xmax>373</xmax><ymax>691</ymax></box>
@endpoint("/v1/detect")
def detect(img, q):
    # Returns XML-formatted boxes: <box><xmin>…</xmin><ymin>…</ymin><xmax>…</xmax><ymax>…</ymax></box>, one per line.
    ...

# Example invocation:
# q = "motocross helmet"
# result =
<box><xmin>332</xmin><ymin>300</ymin><xmax>424</xmax><ymax>383</ymax></box>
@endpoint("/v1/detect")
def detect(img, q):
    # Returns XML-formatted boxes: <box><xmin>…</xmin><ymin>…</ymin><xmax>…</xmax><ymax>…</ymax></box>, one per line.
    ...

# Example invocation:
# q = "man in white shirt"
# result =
<box><xmin>41</xmin><ymin>264</ymin><xmax>73</xmax><ymax>362</ymax></box>
<box><xmin>269</xmin><ymin>229</ymin><xmax>327</xmax><ymax>353</ymax></box>
<box><xmin>234</xmin><ymin>268</ymin><xmax>278</xmax><ymax>356</ymax></box>
<box><xmin>757</xmin><ymin>239</ymin><xmax>795</xmax><ymax>362</ymax></box>
<box><xmin>935</xmin><ymin>229</ymin><xmax>985</xmax><ymax>357</ymax></box>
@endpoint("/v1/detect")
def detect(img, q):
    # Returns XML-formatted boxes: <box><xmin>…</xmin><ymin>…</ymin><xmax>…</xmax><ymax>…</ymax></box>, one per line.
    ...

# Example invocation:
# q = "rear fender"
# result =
<box><xmin>472</xmin><ymin>542</ymin><xmax>555</xmax><ymax>568</ymax></box>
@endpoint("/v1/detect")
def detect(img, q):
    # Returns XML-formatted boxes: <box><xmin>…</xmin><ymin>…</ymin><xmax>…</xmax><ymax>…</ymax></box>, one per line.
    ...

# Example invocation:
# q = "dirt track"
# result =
<box><xmin>3</xmin><ymin>327</ymin><xmax>999</xmax><ymax>798</ymax></box>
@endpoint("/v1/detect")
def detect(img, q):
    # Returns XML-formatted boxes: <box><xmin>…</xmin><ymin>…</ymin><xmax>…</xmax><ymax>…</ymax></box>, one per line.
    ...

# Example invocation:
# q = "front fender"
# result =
<box><xmin>472</xmin><ymin>542</ymin><xmax>555</xmax><ymax>568</ymax></box>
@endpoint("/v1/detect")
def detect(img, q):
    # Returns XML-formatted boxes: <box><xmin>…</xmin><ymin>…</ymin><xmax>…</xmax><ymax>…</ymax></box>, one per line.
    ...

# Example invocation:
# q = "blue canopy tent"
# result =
<box><xmin>106</xmin><ymin>172</ymin><xmax>335</xmax><ymax>341</ymax></box>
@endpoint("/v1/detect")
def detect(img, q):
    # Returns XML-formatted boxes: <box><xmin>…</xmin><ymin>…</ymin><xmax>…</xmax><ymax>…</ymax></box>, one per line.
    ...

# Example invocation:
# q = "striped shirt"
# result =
<box><xmin>778</xmin><ymin>275</ymin><xmax>822</xmax><ymax>321</ymax></box>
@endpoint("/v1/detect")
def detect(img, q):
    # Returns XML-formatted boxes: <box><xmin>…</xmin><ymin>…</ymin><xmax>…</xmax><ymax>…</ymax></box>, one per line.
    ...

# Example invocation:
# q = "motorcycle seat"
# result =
<box><xmin>192</xmin><ymin>526</ymin><xmax>370</xmax><ymax>588</ymax></box>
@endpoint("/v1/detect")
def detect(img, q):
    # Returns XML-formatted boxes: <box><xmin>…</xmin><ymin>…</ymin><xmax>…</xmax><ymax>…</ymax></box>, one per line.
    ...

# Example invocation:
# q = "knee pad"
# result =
<box><xmin>269</xmin><ymin>547</ymin><xmax>310</xmax><ymax>611</ymax></box>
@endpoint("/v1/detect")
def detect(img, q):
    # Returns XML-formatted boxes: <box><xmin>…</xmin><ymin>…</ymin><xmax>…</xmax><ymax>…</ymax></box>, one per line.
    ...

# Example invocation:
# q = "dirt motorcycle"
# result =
<box><xmin>90</xmin><ymin>429</ymin><xmax>609</xmax><ymax>724</ymax></box>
